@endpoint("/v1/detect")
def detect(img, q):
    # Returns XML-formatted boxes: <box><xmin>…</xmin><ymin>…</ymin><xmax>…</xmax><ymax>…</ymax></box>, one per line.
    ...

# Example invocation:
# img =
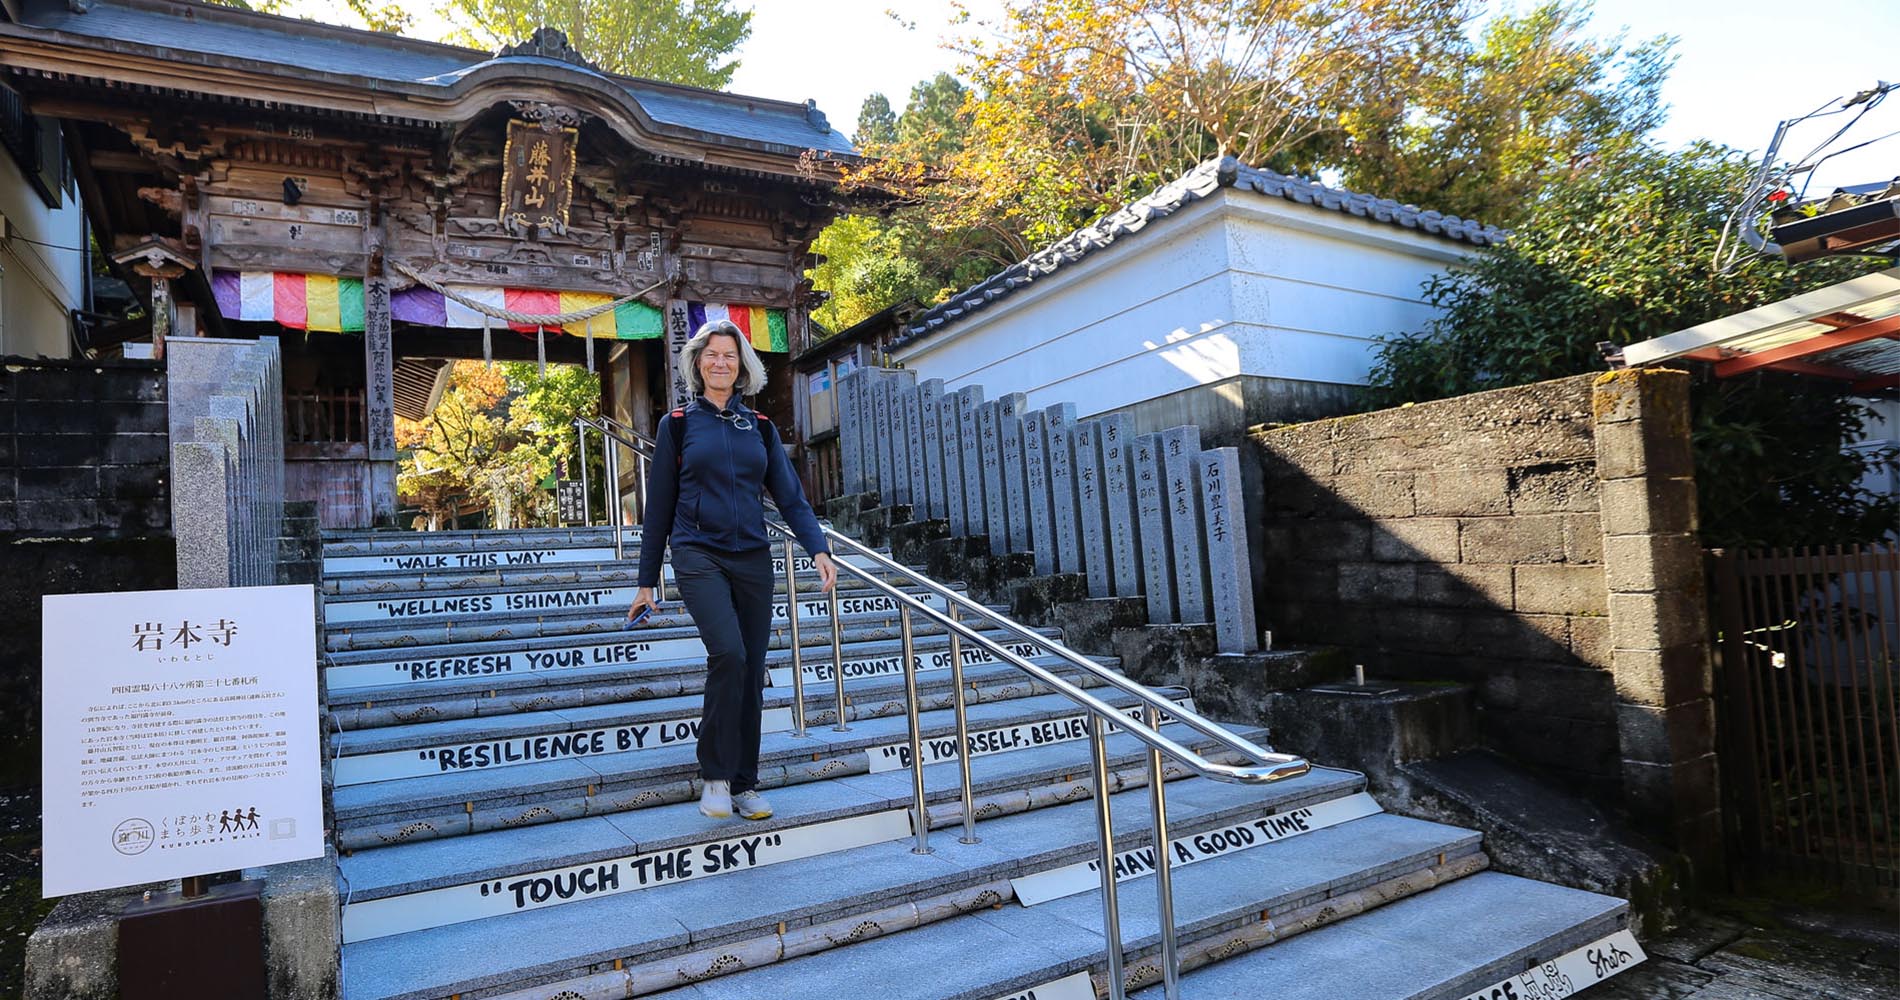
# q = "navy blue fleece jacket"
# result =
<box><xmin>636</xmin><ymin>396</ymin><xmax>829</xmax><ymax>588</ymax></box>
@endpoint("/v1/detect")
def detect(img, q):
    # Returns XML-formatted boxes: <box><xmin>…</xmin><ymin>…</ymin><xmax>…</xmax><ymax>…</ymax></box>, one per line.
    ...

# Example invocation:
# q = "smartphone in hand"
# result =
<box><xmin>623</xmin><ymin>606</ymin><xmax>654</xmax><ymax>630</ymax></box>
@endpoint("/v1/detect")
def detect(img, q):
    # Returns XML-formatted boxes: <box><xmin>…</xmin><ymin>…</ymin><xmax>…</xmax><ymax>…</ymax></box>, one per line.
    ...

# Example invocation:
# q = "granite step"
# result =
<box><xmin>328</xmin><ymin>662</ymin><xmax>1151</xmax><ymax>783</ymax></box>
<box><xmin>321</xmin><ymin>579</ymin><xmax>969</xmax><ymax>627</ymax></box>
<box><xmin>331</xmin><ymin>687</ymin><xmax>1194</xmax><ymax>851</ymax></box>
<box><xmin>322</xmin><ymin>596</ymin><xmax>1005</xmax><ymax>653</ymax></box>
<box><xmin>1126</xmin><ymin>871</ymin><xmax>1639</xmax><ymax>1000</ymax></box>
<box><xmin>322</xmin><ymin>550</ymin><xmax>892</xmax><ymax>592</ymax></box>
<box><xmin>642</xmin><ymin>854</ymin><xmax>1631</xmax><ymax>1000</ymax></box>
<box><xmin>322</xmin><ymin>526</ymin><xmax>644</xmax><ymax>557</ymax></box>
<box><xmin>338</xmin><ymin>761</ymin><xmax>1368</xmax><ymax>999</ymax></box>
<box><xmin>322</xmin><ymin>562</ymin><xmax>914</xmax><ymax>604</ymax></box>
<box><xmin>321</xmin><ymin>521</ymin><xmax>828</xmax><ymax>556</ymax></box>
<box><xmin>322</xmin><ymin>621</ymin><xmax>1056</xmax><ymax>699</ymax></box>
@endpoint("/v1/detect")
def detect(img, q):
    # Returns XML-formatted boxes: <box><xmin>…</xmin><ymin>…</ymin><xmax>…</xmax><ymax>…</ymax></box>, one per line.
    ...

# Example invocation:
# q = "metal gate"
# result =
<box><xmin>1710</xmin><ymin>545</ymin><xmax>1898</xmax><ymax>893</ymax></box>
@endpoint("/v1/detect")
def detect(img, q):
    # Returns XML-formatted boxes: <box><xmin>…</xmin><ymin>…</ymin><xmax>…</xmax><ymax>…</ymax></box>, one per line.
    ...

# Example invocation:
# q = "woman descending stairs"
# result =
<box><xmin>319</xmin><ymin>524</ymin><xmax>1647</xmax><ymax>1000</ymax></box>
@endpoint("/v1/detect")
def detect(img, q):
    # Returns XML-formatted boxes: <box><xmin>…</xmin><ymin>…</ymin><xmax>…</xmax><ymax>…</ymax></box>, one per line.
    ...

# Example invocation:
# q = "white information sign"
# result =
<box><xmin>41</xmin><ymin>585</ymin><xmax>325</xmax><ymax>897</ymax></box>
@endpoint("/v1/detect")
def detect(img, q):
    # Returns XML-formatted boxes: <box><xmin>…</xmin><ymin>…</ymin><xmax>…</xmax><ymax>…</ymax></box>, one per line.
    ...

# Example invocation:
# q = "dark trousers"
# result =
<box><xmin>672</xmin><ymin>543</ymin><xmax>776</xmax><ymax>793</ymax></box>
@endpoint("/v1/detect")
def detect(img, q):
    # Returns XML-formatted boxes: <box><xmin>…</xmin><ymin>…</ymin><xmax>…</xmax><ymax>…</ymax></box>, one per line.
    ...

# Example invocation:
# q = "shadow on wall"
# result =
<box><xmin>1248</xmin><ymin>370</ymin><xmax>1721</xmax><ymax>859</ymax></box>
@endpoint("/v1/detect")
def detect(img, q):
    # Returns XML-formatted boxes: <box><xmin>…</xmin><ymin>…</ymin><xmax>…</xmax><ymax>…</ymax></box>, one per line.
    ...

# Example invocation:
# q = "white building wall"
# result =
<box><xmin>892</xmin><ymin>189</ymin><xmax>1475</xmax><ymax>417</ymax></box>
<box><xmin>0</xmin><ymin>144</ymin><xmax>87</xmax><ymax>359</ymax></box>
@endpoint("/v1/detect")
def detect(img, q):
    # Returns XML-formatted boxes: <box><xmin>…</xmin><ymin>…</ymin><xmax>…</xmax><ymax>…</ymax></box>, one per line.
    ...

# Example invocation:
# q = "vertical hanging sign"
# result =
<box><xmin>667</xmin><ymin>300</ymin><xmax>693</xmax><ymax>407</ymax></box>
<box><xmin>364</xmin><ymin>274</ymin><xmax>397</xmax><ymax>521</ymax></box>
<box><xmin>500</xmin><ymin>119</ymin><xmax>578</xmax><ymax>235</ymax></box>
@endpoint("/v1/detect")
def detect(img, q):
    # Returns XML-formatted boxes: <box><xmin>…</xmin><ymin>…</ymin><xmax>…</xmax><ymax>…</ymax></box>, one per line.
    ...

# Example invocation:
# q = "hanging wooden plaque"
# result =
<box><xmin>499</xmin><ymin>119</ymin><xmax>578</xmax><ymax>234</ymax></box>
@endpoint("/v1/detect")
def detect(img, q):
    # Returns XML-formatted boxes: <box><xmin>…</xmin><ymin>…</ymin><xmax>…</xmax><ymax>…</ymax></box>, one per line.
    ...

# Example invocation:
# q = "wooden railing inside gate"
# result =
<box><xmin>1711</xmin><ymin>545</ymin><xmax>1899</xmax><ymax>893</ymax></box>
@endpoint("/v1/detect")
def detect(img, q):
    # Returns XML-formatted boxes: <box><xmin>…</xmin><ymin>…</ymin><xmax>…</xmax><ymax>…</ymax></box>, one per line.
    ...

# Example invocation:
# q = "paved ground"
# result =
<box><xmin>1590</xmin><ymin>899</ymin><xmax>1897</xmax><ymax>999</ymax></box>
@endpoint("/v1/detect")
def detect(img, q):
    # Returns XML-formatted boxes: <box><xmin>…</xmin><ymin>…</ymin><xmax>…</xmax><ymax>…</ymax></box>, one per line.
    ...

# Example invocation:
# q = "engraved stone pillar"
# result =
<box><xmin>903</xmin><ymin>379</ymin><xmax>927</xmax><ymax>512</ymax></box>
<box><xmin>958</xmin><ymin>386</ymin><xmax>987</xmax><ymax>538</ymax></box>
<box><xmin>1046</xmin><ymin>403</ymin><xmax>1081</xmax><ymax>575</ymax></box>
<box><xmin>1072</xmin><ymin>419</ymin><xmax>1112</xmax><ymax>598</ymax></box>
<box><xmin>978</xmin><ymin>398</ymin><xmax>1008</xmax><ymax>555</ymax></box>
<box><xmin>839</xmin><ymin>369</ymin><xmax>868</xmax><ymax>495</ymax></box>
<box><xmin>1022</xmin><ymin>408</ymin><xmax>1056</xmax><ymax>574</ymax></box>
<box><xmin>1132</xmin><ymin>433</ymin><xmax>1176</xmax><ymax>623</ymax></box>
<box><xmin>1099</xmin><ymin>414</ymin><xmax>1143</xmax><ymax>598</ymax></box>
<box><xmin>937</xmin><ymin>389</ymin><xmax>965</xmax><ymax>535</ymax></box>
<box><xmin>998</xmin><ymin>392</ymin><xmax>1030</xmax><ymax>553</ymax></box>
<box><xmin>1200</xmin><ymin>447</ymin><xmax>1258</xmax><ymax>653</ymax></box>
<box><xmin>1160</xmin><ymin>426</ymin><xmax>1211</xmax><ymax>624</ymax></box>
<box><xmin>873</xmin><ymin>371</ymin><xmax>897</xmax><ymax>502</ymax></box>
<box><xmin>920</xmin><ymin>379</ymin><xmax>946</xmax><ymax>520</ymax></box>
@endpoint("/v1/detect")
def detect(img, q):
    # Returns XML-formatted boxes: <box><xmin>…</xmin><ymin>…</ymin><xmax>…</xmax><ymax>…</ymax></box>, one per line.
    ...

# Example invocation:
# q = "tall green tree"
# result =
<box><xmin>440</xmin><ymin>0</ymin><xmax>752</xmax><ymax>88</ymax></box>
<box><xmin>1366</xmin><ymin>141</ymin><xmax>1897</xmax><ymax>547</ymax></box>
<box><xmin>1337</xmin><ymin>2</ymin><xmax>1672</xmax><ymax>226</ymax></box>
<box><xmin>855</xmin><ymin>94</ymin><xmax>898</xmax><ymax>149</ymax></box>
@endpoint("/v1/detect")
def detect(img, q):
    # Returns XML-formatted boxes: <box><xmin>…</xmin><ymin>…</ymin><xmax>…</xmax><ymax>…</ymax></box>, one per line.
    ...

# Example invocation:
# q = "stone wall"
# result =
<box><xmin>0</xmin><ymin>358</ymin><xmax>174</xmax><ymax>789</ymax></box>
<box><xmin>0</xmin><ymin>357</ymin><xmax>169</xmax><ymax>537</ymax></box>
<box><xmin>1251</xmin><ymin>370</ymin><xmax>1718</xmax><ymax>864</ymax></box>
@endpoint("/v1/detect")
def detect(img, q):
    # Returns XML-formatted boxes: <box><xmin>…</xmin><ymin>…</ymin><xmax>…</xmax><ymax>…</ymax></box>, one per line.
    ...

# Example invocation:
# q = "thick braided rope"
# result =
<box><xmin>390</xmin><ymin>260</ymin><xmax>670</xmax><ymax>327</ymax></box>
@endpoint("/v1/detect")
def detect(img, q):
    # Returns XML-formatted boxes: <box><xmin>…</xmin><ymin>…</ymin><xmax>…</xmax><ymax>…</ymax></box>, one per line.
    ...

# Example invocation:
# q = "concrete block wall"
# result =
<box><xmin>1250</xmin><ymin>370</ymin><xmax>1719</xmax><ymax>867</ymax></box>
<box><xmin>0</xmin><ymin>357</ymin><xmax>169</xmax><ymax>538</ymax></box>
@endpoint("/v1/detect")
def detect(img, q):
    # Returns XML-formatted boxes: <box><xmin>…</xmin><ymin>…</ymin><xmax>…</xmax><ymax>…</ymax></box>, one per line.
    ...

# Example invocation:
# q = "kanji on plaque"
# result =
<box><xmin>500</xmin><ymin>119</ymin><xmax>578</xmax><ymax>233</ymax></box>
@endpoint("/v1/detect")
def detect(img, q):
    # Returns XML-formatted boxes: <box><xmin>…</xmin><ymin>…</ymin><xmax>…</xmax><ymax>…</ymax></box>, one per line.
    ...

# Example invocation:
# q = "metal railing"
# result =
<box><xmin>574</xmin><ymin>415</ymin><xmax>1310</xmax><ymax>999</ymax></box>
<box><xmin>1711</xmin><ymin>545</ymin><xmax>1898</xmax><ymax>893</ymax></box>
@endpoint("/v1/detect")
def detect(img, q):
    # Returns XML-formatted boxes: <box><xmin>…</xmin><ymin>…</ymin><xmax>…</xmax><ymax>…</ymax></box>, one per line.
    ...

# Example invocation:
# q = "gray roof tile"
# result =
<box><xmin>9</xmin><ymin>0</ymin><xmax>855</xmax><ymax>156</ymax></box>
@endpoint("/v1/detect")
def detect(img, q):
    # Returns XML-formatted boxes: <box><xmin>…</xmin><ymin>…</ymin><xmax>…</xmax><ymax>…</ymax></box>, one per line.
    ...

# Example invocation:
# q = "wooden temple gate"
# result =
<box><xmin>0</xmin><ymin>11</ymin><xmax>864</xmax><ymax>527</ymax></box>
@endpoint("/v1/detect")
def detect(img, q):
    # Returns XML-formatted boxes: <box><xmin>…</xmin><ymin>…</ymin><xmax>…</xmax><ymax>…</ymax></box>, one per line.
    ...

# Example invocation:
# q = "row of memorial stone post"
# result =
<box><xmin>835</xmin><ymin>368</ymin><xmax>1257</xmax><ymax>653</ymax></box>
<box><xmin>167</xmin><ymin>336</ymin><xmax>287</xmax><ymax>589</ymax></box>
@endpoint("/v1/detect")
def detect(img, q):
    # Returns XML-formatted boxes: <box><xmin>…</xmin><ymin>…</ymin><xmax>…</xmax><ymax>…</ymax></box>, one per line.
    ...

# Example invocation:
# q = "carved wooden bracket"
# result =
<box><xmin>508</xmin><ymin>100</ymin><xmax>588</xmax><ymax>132</ymax></box>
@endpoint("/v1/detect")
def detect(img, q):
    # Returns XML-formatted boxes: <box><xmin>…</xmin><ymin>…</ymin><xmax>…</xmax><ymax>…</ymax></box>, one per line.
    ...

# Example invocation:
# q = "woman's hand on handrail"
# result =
<box><xmin>814</xmin><ymin>553</ymin><xmax>837</xmax><ymax>593</ymax></box>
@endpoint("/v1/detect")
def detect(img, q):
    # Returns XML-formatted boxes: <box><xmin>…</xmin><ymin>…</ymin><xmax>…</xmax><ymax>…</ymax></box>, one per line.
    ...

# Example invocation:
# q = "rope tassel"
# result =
<box><xmin>537</xmin><ymin>326</ymin><xmax>547</xmax><ymax>377</ymax></box>
<box><xmin>584</xmin><ymin>318</ymin><xmax>595</xmax><ymax>373</ymax></box>
<box><xmin>482</xmin><ymin>316</ymin><xmax>493</xmax><ymax>368</ymax></box>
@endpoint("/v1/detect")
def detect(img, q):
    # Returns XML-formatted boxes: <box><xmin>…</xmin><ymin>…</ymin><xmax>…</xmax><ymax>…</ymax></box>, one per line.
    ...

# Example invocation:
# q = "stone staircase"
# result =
<box><xmin>320</xmin><ymin>525</ymin><xmax>1647</xmax><ymax>1000</ymax></box>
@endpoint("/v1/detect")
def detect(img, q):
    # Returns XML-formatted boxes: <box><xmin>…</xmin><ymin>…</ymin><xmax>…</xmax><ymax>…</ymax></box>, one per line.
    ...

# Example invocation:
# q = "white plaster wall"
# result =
<box><xmin>892</xmin><ymin>188</ymin><xmax>1473</xmax><ymax>417</ymax></box>
<box><xmin>0</xmin><ymin>147</ymin><xmax>88</xmax><ymax>359</ymax></box>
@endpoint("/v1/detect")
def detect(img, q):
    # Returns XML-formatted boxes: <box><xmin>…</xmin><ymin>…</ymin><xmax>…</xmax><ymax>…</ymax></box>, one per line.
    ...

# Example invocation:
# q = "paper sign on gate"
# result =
<box><xmin>41</xmin><ymin>585</ymin><xmax>325</xmax><ymax>897</ymax></box>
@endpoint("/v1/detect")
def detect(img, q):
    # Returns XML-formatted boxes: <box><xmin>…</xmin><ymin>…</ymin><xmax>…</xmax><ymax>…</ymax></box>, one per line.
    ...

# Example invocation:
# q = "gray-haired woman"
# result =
<box><xmin>626</xmin><ymin>321</ymin><xmax>836</xmax><ymax>821</ymax></box>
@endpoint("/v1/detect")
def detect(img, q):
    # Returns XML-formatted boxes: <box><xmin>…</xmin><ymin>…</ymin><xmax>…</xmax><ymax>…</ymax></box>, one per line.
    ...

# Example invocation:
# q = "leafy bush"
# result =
<box><xmin>1367</xmin><ymin>142</ymin><xmax>1898</xmax><ymax>547</ymax></box>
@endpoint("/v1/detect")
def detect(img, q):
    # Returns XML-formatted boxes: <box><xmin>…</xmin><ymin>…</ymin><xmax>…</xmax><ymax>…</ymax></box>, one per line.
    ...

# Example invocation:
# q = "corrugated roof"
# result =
<box><xmin>1621</xmin><ymin>266</ymin><xmax>1900</xmax><ymax>391</ymax></box>
<box><xmin>5</xmin><ymin>0</ymin><xmax>855</xmax><ymax>157</ymax></box>
<box><xmin>895</xmin><ymin>155</ymin><xmax>1506</xmax><ymax>349</ymax></box>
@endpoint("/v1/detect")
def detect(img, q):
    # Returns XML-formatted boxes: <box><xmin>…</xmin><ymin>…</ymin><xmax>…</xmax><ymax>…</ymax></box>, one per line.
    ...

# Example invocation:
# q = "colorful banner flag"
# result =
<box><xmin>213</xmin><ymin>271</ymin><xmax>737</xmax><ymax>345</ymax></box>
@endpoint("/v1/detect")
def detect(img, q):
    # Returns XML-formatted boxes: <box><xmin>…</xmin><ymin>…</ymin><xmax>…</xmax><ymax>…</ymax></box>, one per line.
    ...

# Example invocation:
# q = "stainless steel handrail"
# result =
<box><xmin>575</xmin><ymin>414</ymin><xmax>1306</xmax><ymax>1000</ymax></box>
<box><xmin>574</xmin><ymin>416</ymin><xmax>1306</xmax><ymax>783</ymax></box>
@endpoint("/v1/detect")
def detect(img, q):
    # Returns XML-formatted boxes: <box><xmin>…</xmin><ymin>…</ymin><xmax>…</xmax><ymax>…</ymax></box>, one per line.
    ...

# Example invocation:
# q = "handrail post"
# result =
<box><xmin>784</xmin><ymin>537</ymin><xmax>808</xmax><ymax>738</ymax></box>
<box><xmin>1145</xmin><ymin>702</ymin><xmax>1180</xmax><ymax>1000</ymax></box>
<box><xmin>900</xmin><ymin>607</ymin><xmax>932</xmax><ymax>855</ymax></box>
<box><xmin>950</xmin><ymin>604</ymin><xmax>978</xmax><ymax>844</ymax></box>
<box><xmin>605</xmin><ymin>433</ymin><xmax>623</xmax><ymax>561</ymax></box>
<box><xmin>576</xmin><ymin>423</ymin><xmax>591</xmax><ymax>526</ymax></box>
<box><xmin>829</xmin><ymin>575</ymin><xmax>848</xmax><ymax>732</ymax></box>
<box><xmin>1092</xmin><ymin>721</ymin><xmax>1127</xmax><ymax>1000</ymax></box>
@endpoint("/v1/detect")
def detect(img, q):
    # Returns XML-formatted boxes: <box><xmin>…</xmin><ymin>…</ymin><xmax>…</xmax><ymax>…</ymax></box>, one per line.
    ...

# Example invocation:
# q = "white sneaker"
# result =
<box><xmin>699</xmin><ymin>779</ymin><xmax>732</xmax><ymax>819</ymax></box>
<box><xmin>731</xmin><ymin>789</ymin><xmax>773</xmax><ymax>820</ymax></box>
